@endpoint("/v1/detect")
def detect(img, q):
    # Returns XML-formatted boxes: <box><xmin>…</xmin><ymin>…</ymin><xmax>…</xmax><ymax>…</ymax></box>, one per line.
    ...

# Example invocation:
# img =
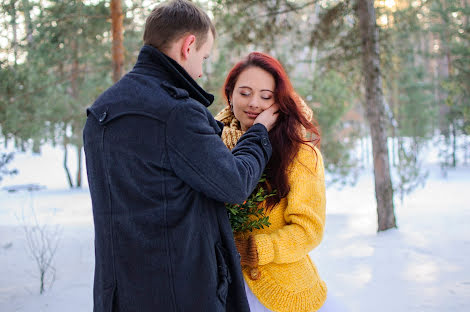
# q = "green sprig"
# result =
<box><xmin>225</xmin><ymin>174</ymin><xmax>276</xmax><ymax>233</ymax></box>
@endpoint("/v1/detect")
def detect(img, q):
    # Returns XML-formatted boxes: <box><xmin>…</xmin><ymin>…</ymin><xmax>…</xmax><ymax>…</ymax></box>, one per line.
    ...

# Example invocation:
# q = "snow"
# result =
<box><xmin>1</xmin><ymin>143</ymin><xmax>469</xmax><ymax>312</ymax></box>
<box><xmin>315</xmin><ymin>164</ymin><xmax>470</xmax><ymax>312</ymax></box>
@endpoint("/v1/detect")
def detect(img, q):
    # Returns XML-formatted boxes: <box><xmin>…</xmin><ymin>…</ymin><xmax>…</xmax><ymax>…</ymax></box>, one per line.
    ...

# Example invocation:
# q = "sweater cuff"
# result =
<box><xmin>254</xmin><ymin>234</ymin><xmax>274</xmax><ymax>265</ymax></box>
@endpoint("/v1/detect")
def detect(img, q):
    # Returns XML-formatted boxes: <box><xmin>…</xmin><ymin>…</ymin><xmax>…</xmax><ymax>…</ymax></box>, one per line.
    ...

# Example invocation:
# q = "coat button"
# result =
<box><xmin>99</xmin><ymin>111</ymin><xmax>107</xmax><ymax>123</ymax></box>
<box><xmin>261</xmin><ymin>137</ymin><xmax>269</xmax><ymax>146</ymax></box>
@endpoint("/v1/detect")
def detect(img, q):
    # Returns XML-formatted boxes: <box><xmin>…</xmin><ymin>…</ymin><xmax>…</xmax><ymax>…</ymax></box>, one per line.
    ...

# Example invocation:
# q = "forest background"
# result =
<box><xmin>0</xmin><ymin>0</ymin><xmax>469</xmax><ymax>232</ymax></box>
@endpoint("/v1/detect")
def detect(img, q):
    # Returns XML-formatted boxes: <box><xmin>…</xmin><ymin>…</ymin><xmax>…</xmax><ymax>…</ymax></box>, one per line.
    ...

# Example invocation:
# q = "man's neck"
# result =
<box><xmin>133</xmin><ymin>45</ymin><xmax>214</xmax><ymax>107</ymax></box>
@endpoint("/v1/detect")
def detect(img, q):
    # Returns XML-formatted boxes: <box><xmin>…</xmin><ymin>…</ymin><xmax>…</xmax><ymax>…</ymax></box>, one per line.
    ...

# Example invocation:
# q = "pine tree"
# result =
<box><xmin>0</xmin><ymin>0</ymin><xmax>111</xmax><ymax>187</ymax></box>
<box><xmin>429</xmin><ymin>0</ymin><xmax>470</xmax><ymax>167</ymax></box>
<box><xmin>356</xmin><ymin>0</ymin><xmax>396</xmax><ymax>231</ymax></box>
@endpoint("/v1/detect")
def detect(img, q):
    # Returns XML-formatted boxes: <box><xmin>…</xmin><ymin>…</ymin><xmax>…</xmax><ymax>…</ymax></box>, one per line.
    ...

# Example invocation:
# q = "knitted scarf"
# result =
<box><xmin>214</xmin><ymin>107</ymin><xmax>245</xmax><ymax>150</ymax></box>
<box><xmin>214</xmin><ymin>98</ymin><xmax>314</xmax><ymax>149</ymax></box>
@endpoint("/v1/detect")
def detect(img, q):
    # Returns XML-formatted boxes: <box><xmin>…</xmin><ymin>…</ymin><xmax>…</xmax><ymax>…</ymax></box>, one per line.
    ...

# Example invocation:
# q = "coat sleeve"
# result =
<box><xmin>165</xmin><ymin>100</ymin><xmax>272</xmax><ymax>204</ymax></box>
<box><xmin>254</xmin><ymin>146</ymin><xmax>326</xmax><ymax>265</ymax></box>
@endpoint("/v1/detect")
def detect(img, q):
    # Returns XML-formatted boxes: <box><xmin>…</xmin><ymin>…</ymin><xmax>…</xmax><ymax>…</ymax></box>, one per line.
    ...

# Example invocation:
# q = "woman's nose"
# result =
<box><xmin>248</xmin><ymin>98</ymin><xmax>259</xmax><ymax>108</ymax></box>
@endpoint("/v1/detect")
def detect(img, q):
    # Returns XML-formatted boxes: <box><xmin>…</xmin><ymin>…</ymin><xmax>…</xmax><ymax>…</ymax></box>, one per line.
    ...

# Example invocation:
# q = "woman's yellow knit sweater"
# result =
<box><xmin>215</xmin><ymin>108</ymin><xmax>327</xmax><ymax>312</ymax></box>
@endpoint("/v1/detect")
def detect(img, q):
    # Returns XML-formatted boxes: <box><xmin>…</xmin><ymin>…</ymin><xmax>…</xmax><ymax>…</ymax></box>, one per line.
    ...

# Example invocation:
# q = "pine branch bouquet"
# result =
<box><xmin>225</xmin><ymin>174</ymin><xmax>276</xmax><ymax>233</ymax></box>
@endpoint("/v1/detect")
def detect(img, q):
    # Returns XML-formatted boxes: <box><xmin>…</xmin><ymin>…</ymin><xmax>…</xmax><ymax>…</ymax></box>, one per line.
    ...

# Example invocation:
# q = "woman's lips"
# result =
<box><xmin>245</xmin><ymin>111</ymin><xmax>259</xmax><ymax>119</ymax></box>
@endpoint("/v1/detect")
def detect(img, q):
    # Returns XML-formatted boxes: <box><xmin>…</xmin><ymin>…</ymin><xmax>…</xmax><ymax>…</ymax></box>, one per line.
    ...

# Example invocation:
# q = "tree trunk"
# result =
<box><xmin>464</xmin><ymin>0</ymin><xmax>469</xmax><ymax>27</ymax></box>
<box><xmin>71</xmin><ymin>38</ymin><xmax>79</xmax><ymax>99</ymax></box>
<box><xmin>111</xmin><ymin>0</ymin><xmax>124</xmax><ymax>83</ymax></box>
<box><xmin>309</xmin><ymin>3</ymin><xmax>321</xmax><ymax>75</ymax></box>
<box><xmin>392</xmin><ymin>130</ymin><xmax>396</xmax><ymax>166</ymax></box>
<box><xmin>63</xmin><ymin>143</ymin><xmax>73</xmax><ymax>188</ymax></box>
<box><xmin>76</xmin><ymin>143</ymin><xmax>82</xmax><ymax>187</ymax></box>
<box><xmin>452</xmin><ymin>123</ymin><xmax>457</xmax><ymax>167</ymax></box>
<box><xmin>21</xmin><ymin>0</ymin><xmax>33</xmax><ymax>46</ymax></box>
<box><xmin>356</xmin><ymin>0</ymin><xmax>396</xmax><ymax>231</ymax></box>
<box><xmin>9</xmin><ymin>1</ymin><xmax>18</xmax><ymax>66</ymax></box>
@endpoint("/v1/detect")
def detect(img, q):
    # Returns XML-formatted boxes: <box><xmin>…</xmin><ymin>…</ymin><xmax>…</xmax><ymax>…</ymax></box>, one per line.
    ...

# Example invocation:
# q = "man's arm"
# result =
<box><xmin>166</xmin><ymin>101</ymin><xmax>272</xmax><ymax>204</ymax></box>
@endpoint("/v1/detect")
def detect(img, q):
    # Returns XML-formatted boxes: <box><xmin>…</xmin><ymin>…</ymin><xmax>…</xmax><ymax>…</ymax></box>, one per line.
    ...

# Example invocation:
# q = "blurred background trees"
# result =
<box><xmin>0</xmin><ymin>0</ymin><xmax>468</xmax><ymax>230</ymax></box>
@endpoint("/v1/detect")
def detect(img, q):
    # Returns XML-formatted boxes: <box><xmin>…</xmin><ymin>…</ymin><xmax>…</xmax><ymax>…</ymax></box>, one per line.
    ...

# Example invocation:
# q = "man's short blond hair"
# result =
<box><xmin>143</xmin><ymin>0</ymin><xmax>216</xmax><ymax>53</ymax></box>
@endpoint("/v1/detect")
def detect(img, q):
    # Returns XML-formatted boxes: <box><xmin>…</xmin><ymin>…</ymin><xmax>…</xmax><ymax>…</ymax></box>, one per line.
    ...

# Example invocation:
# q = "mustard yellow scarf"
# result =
<box><xmin>214</xmin><ymin>107</ymin><xmax>245</xmax><ymax>150</ymax></box>
<box><xmin>214</xmin><ymin>98</ymin><xmax>314</xmax><ymax>149</ymax></box>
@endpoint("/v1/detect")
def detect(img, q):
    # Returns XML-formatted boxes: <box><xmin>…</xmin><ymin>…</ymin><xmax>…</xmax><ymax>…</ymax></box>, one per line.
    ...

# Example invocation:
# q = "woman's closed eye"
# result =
<box><xmin>260</xmin><ymin>92</ymin><xmax>273</xmax><ymax>100</ymax></box>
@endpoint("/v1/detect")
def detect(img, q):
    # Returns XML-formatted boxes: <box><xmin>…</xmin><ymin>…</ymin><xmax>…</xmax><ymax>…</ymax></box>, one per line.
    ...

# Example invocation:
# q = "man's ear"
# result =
<box><xmin>181</xmin><ymin>34</ymin><xmax>196</xmax><ymax>60</ymax></box>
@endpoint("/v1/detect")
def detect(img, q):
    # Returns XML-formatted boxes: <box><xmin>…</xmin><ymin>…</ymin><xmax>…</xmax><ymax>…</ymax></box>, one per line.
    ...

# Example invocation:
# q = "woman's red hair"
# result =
<box><xmin>223</xmin><ymin>52</ymin><xmax>321</xmax><ymax>208</ymax></box>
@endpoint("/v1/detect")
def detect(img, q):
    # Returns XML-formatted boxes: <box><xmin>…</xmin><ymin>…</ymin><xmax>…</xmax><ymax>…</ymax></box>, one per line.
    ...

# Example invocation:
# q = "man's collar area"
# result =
<box><xmin>133</xmin><ymin>45</ymin><xmax>214</xmax><ymax>107</ymax></box>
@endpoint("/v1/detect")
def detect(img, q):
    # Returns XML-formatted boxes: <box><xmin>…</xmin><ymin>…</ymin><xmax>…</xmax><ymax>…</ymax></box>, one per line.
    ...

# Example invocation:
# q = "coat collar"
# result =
<box><xmin>132</xmin><ymin>45</ymin><xmax>214</xmax><ymax>107</ymax></box>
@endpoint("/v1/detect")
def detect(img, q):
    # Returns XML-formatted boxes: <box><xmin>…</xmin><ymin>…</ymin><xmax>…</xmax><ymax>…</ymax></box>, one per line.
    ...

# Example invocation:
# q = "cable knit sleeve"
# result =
<box><xmin>254</xmin><ymin>145</ymin><xmax>326</xmax><ymax>265</ymax></box>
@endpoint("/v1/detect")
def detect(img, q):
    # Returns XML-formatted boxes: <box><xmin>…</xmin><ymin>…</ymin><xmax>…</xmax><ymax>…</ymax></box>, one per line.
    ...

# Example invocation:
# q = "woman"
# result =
<box><xmin>215</xmin><ymin>52</ymin><xmax>330</xmax><ymax>312</ymax></box>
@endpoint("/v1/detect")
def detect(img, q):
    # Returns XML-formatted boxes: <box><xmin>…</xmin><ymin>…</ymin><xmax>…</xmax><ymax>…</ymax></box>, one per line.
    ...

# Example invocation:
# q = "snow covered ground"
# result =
<box><xmin>0</xmin><ymin>143</ymin><xmax>469</xmax><ymax>312</ymax></box>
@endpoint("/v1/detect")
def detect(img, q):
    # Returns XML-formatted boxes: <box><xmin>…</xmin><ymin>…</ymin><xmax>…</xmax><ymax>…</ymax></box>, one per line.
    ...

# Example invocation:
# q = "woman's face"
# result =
<box><xmin>231</xmin><ymin>66</ymin><xmax>276</xmax><ymax>131</ymax></box>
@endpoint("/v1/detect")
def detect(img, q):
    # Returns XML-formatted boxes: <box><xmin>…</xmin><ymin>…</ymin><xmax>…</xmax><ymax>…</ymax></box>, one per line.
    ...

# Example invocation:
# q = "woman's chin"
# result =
<box><xmin>241</xmin><ymin>121</ymin><xmax>254</xmax><ymax>131</ymax></box>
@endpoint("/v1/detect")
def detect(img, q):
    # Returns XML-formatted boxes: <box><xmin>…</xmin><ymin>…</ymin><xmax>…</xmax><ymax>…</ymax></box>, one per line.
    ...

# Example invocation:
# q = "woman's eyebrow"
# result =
<box><xmin>238</xmin><ymin>86</ymin><xmax>273</xmax><ymax>93</ymax></box>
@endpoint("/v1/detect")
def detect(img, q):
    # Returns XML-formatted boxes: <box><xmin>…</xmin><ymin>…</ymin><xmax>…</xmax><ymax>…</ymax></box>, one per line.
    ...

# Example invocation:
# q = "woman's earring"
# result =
<box><xmin>229</xmin><ymin>100</ymin><xmax>233</xmax><ymax>111</ymax></box>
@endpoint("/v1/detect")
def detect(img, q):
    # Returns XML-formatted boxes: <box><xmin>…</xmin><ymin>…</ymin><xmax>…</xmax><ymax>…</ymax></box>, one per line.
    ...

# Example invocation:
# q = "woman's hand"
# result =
<box><xmin>234</xmin><ymin>235</ymin><xmax>259</xmax><ymax>268</ymax></box>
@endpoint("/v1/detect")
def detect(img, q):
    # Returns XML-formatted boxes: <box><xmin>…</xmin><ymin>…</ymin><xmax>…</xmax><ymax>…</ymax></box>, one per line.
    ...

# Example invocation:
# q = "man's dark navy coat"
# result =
<box><xmin>83</xmin><ymin>45</ymin><xmax>272</xmax><ymax>312</ymax></box>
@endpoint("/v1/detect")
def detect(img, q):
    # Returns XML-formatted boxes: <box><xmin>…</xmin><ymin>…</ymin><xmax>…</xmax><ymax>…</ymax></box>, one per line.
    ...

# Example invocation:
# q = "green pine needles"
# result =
<box><xmin>226</xmin><ymin>174</ymin><xmax>276</xmax><ymax>233</ymax></box>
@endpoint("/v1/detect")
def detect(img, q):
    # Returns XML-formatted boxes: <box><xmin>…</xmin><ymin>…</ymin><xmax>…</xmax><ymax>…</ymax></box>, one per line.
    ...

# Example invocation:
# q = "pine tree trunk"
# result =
<box><xmin>309</xmin><ymin>3</ymin><xmax>321</xmax><ymax>75</ymax></box>
<box><xmin>464</xmin><ymin>0</ymin><xmax>469</xmax><ymax>27</ymax></box>
<box><xmin>71</xmin><ymin>38</ymin><xmax>79</xmax><ymax>98</ymax></box>
<box><xmin>356</xmin><ymin>0</ymin><xmax>396</xmax><ymax>231</ymax></box>
<box><xmin>63</xmin><ymin>143</ymin><xmax>73</xmax><ymax>188</ymax></box>
<box><xmin>10</xmin><ymin>1</ymin><xmax>18</xmax><ymax>66</ymax></box>
<box><xmin>21</xmin><ymin>0</ymin><xmax>33</xmax><ymax>45</ymax></box>
<box><xmin>76</xmin><ymin>143</ymin><xmax>82</xmax><ymax>187</ymax></box>
<box><xmin>452</xmin><ymin>124</ymin><xmax>457</xmax><ymax>167</ymax></box>
<box><xmin>111</xmin><ymin>0</ymin><xmax>124</xmax><ymax>83</ymax></box>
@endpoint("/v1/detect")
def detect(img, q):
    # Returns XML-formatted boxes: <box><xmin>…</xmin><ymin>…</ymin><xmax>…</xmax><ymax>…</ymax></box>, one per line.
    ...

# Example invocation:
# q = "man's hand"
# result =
<box><xmin>253</xmin><ymin>103</ymin><xmax>279</xmax><ymax>132</ymax></box>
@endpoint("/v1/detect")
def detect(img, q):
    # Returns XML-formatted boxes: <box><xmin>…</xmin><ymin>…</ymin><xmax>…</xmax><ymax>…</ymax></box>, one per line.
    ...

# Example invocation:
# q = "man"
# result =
<box><xmin>83</xmin><ymin>1</ymin><xmax>278</xmax><ymax>311</ymax></box>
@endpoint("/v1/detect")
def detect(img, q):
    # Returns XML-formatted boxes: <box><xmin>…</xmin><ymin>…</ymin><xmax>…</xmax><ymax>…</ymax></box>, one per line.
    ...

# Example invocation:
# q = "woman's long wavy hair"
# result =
<box><xmin>223</xmin><ymin>52</ymin><xmax>321</xmax><ymax>209</ymax></box>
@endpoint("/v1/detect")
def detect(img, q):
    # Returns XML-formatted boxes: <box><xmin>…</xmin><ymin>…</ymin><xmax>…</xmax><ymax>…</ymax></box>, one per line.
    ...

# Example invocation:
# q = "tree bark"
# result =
<box><xmin>452</xmin><ymin>123</ymin><xmax>457</xmax><ymax>167</ymax></box>
<box><xmin>464</xmin><ymin>0</ymin><xmax>469</xmax><ymax>27</ymax></box>
<box><xmin>69</xmin><ymin>38</ymin><xmax>81</xmax><ymax>189</ymax></box>
<box><xmin>356</xmin><ymin>0</ymin><xmax>396</xmax><ymax>231</ymax></box>
<box><xmin>76</xmin><ymin>143</ymin><xmax>82</xmax><ymax>187</ymax></box>
<box><xmin>21</xmin><ymin>0</ymin><xmax>33</xmax><ymax>46</ymax></box>
<box><xmin>70</xmin><ymin>38</ymin><xmax>79</xmax><ymax>98</ymax></box>
<box><xmin>111</xmin><ymin>0</ymin><xmax>124</xmax><ymax>83</ymax></box>
<box><xmin>11</xmin><ymin>3</ymin><xmax>18</xmax><ymax>66</ymax></box>
<box><xmin>63</xmin><ymin>143</ymin><xmax>73</xmax><ymax>188</ymax></box>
